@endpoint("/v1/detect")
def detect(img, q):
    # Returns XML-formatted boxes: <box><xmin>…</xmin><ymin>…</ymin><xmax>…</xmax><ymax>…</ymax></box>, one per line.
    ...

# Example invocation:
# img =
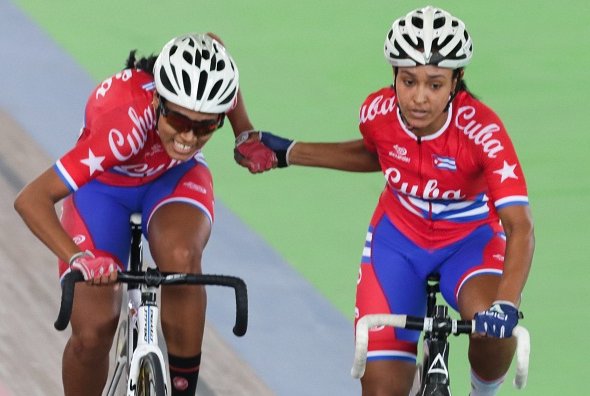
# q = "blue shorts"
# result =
<box><xmin>354</xmin><ymin>208</ymin><xmax>505</xmax><ymax>362</ymax></box>
<box><xmin>58</xmin><ymin>159</ymin><xmax>214</xmax><ymax>278</ymax></box>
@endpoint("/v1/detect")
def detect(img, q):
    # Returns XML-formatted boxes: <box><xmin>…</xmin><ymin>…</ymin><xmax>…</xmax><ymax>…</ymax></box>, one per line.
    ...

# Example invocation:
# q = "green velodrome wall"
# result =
<box><xmin>12</xmin><ymin>1</ymin><xmax>589</xmax><ymax>394</ymax></box>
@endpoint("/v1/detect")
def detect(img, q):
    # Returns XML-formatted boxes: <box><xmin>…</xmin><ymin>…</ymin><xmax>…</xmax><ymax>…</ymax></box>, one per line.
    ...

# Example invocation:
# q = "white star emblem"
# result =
<box><xmin>80</xmin><ymin>149</ymin><xmax>105</xmax><ymax>176</ymax></box>
<box><xmin>493</xmin><ymin>161</ymin><xmax>518</xmax><ymax>183</ymax></box>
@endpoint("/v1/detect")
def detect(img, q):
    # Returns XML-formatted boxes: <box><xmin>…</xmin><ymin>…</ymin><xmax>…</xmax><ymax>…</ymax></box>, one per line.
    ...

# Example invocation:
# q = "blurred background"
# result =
<box><xmin>0</xmin><ymin>0</ymin><xmax>588</xmax><ymax>394</ymax></box>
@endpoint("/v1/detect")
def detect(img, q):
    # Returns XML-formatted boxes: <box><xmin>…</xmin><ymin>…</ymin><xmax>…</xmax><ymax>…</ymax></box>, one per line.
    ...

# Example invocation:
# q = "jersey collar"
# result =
<box><xmin>396</xmin><ymin>102</ymin><xmax>453</xmax><ymax>141</ymax></box>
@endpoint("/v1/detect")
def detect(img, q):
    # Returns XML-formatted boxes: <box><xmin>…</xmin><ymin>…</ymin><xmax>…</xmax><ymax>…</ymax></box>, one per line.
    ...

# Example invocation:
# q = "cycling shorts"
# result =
<box><xmin>354</xmin><ymin>207</ymin><xmax>505</xmax><ymax>363</ymax></box>
<box><xmin>58</xmin><ymin>159</ymin><xmax>214</xmax><ymax>279</ymax></box>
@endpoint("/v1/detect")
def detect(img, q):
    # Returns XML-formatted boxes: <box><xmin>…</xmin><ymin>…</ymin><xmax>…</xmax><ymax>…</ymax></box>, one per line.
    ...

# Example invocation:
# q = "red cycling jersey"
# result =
<box><xmin>55</xmin><ymin>69</ymin><xmax>201</xmax><ymax>190</ymax></box>
<box><xmin>359</xmin><ymin>88</ymin><xmax>528</xmax><ymax>249</ymax></box>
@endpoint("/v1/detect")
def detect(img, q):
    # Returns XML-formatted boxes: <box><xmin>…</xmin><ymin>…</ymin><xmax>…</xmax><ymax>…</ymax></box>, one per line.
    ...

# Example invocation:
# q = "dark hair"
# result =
<box><xmin>125</xmin><ymin>50</ymin><xmax>158</xmax><ymax>76</ymax></box>
<box><xmin>452</xmin><ymin>68</ymin><xmax>476</xmax><ymax>99</ymax></box>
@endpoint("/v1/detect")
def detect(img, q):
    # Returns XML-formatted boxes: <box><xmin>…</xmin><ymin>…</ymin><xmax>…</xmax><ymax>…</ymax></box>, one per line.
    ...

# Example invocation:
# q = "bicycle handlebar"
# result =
<box><xmin>350</xmin><ymin>314</ymin><xmax>530</xmax><ymax>390</ymax></box>
<box><xmin>54</xmin><ymin>271</ymin><xmax>85</xmax><ymax>331</ymax></box>
<box><xmin>54</xmin><ymin>269</ymin><xmax>249</xmax><ymax>337</ymax></box>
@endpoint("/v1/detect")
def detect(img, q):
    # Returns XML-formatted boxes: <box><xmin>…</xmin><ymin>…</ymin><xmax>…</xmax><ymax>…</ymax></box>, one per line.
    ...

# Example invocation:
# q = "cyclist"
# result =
<box><xmin>234</xmin><ymin>6</ymin><xmax>534</xmax><ymax>396</ymax></box>
<box><xmin>14</xmin><ymin>33</ymin><xmax>254</xmax><ymax>396</ymax></box>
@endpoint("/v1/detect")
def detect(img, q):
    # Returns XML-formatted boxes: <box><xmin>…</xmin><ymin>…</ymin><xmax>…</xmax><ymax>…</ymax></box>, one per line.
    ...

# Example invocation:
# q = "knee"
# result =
<box><xmin>68</xmin><ymin>328</ymin><xmax>114</xmax><ymax>364</ymax></box>
<box><xmin>163</xmin><ymin>244</ymin><xmax>203</xmax><ymax>273</ymax></box>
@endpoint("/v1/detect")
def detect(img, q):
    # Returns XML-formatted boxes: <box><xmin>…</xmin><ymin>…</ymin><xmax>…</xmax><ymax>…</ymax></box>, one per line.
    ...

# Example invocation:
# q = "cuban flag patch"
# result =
<box><xmin>433</xmin><ymin>155</ymin><xmax>457</xmax><ymax>171</ymax></box>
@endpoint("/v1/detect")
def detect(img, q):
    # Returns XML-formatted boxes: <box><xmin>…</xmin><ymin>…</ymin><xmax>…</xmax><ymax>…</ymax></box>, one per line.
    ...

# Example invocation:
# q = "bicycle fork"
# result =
<box><xmin>419</xmin><ymin>305</ymin><xmax>452</xmax><ymax>396</ymax></box>
<box><xmin>126</xmin><ymin>287</ymin><xmax>168</xmax><ymax>396</ymax></box>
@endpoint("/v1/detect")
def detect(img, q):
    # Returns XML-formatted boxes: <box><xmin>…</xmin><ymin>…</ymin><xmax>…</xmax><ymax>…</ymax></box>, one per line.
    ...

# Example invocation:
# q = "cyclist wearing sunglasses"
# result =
<box><xmin>14</xmin><ymin>33</ymin><xmax>262</xmax><ymax>396</ymax></box>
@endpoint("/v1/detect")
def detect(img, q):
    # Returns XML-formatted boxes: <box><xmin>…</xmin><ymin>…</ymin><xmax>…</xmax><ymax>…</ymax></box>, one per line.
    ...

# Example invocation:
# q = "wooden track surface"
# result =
<box><xmin>0</xmin><ymin>109</ymin><xmax>274</xmax><ymax>395</ymax></box>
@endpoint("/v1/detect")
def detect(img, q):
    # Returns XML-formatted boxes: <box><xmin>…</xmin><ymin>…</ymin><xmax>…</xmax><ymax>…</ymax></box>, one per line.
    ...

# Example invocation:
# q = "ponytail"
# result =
<box><xmin>124</xmin><ymin>50</ymin><xmax>158</xmax><ymax>76</ymax></box>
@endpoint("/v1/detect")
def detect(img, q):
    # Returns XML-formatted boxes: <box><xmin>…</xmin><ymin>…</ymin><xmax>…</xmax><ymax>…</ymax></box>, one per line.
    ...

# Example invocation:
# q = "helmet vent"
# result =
<box><xmin>216</xmin><ymin>59</ymin><xmax>226</xmax><ymax>71</ymax></box>
<box><xmin>208</xmin><ymin>80</ymin><xmax>222</xmax><ymax>100</ymax></box>
<box><xmin>159</xmin><ymin>67</ymin><xmax>176</xmax><ymax>95</ymax></box>
<box><xmin>194</xmin><ymin>50</ymin><xmax>202</xmax><ymax>68</ymax></box>
<box><xmin>219</xmin><ymin>86</ymin><xmax>237</xmax><ymax>105</ymax></box>
<box><xmin>210</xmin><ymin>54</ymin><xmax>217</xmax><ymax>71</ymax></box>
<box><xmin>197</xmin><ymin>70</ymin><xmax>208</xmax><ymax>100</ymax></box>
<box><xmin>182</xmin><ymin>70</ymin><xmax>191</xmax><ymax>96</ymax></box>
<box><xmin>433</xmin><ymin>17</ymin><xmax>444</xmax><ymax>29</ymax></box>
<box><xmin>411</xmin><ymin>17</ymin><xmax>423</xmax><ymax>29</ymax></box>
<box><xmin>183</xmin><ymin>51</ymin><xmax>193</xmax><ymax>65</ymax></box>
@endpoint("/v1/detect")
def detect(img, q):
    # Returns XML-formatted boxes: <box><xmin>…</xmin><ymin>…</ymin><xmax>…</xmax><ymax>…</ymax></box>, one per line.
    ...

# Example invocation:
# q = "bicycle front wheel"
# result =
<box><xmin>136</xmin><ymin>352</ymin><xmax>166</xmax><ymax>396</ymax></box>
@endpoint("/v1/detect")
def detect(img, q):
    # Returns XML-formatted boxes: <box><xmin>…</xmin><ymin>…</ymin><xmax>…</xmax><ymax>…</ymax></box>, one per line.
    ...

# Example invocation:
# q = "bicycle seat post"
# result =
<box><xmin>426</xmin><ymin>274</ymin><xmax>440</xmax><ymax>317</ymax></box>
<box><xmin>129</xmin><ymin>213</ymin><xmax>143</xmax><ymax>274</ymax></box>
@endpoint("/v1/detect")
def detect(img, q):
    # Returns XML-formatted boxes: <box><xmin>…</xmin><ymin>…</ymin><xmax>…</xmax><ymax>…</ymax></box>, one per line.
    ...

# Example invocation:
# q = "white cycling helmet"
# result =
<box><xmin>384</xmin><ymin>6</ymin><xmax>473</xmax><ymax>69</ymax></box>
<box><xmin>154</xmin><ymin>33</ymin><xmax>239</xmax><ymax>113</ymax></box>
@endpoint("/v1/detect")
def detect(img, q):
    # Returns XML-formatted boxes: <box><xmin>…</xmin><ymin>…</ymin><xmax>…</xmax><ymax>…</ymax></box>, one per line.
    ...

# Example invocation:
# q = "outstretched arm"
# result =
<box><xmin>235</xmin><ymin>131</ymin><xmax>380</xmax><ymax>173</ymax></box>
<box><xmin>289</xmin><ymin>139</ymin><xmax>380</xmax><ymax>172</ymax></box>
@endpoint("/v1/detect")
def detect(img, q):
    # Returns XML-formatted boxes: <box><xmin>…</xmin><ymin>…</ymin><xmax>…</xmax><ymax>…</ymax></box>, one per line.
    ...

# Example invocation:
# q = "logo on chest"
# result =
<box><xmin>388</xmin><ymin>144</ymin><xmax>411</xmax><ymax>163</ymax></box>
<box><xmin>384</xmin><ymin>167</ymin><xmax>464</xmax><ymax>200</ymax></box>
<box><xmin>432</xmin><ymin>154</ymin><xmax>457</xmax><ymax>171</ymax></box>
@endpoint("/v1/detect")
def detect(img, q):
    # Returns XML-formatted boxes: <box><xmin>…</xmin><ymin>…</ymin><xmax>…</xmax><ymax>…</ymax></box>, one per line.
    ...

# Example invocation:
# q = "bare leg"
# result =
<box><xmin>148</xmin><ymin>203</ymin><xmax>210</xmax><ymax>371</ymax></box>
<box><xmin>63</xmin><ymin>283</ymin><xmax>122</xmax><ymax>396</ymax></box>
<box><xmin>361</xmin><ymin>360</ymin><xmax>416</xmax><ymax>396</ymax></box>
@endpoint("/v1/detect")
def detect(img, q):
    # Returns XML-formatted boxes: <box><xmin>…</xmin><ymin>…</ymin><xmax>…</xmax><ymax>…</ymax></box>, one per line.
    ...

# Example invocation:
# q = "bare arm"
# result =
<box><xmin>288</xmin><ymin>139</ymin><xmax>380</xmax><ymax>172</ymax></box>
<box><xmin>14</xmin><ymin>168</ymin><xmax>80</xmax><ymax>263</ymax></box>
<box><xmin>206</xmin><ymin>32</ymin><xmax>256</xmax><ymax>138</ymax></box>
<box><xmin>226</xmin><ymin>89</ymin><xmax>255</xmax><ymax>137</ymax></box>
<box><xmin>495</xmin><ymin>205</ymin><xmax>535</xmax><ymax>306</ymax></box>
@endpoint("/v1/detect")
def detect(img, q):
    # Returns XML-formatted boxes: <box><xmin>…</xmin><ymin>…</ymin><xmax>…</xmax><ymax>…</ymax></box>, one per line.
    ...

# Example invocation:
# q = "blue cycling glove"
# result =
<box><xmin>474</xmin><ymin>301</ymin><xmax>522</xmax><ymax>338</ymax></box>
<box><xmin>259</xmin><ymin>132</ymin><xmax>295</xmax><ymax>168</ymax></box>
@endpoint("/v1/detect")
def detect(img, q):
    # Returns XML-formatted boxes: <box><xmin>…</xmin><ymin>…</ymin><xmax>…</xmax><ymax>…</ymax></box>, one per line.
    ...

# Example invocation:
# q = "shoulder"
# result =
<box><xmin>85</xmin><ymin>70</ymin><xmax>155</xmax><ymax>127</ymax></box>
<box><xmin>453</xmin><ymin>91</ymin><xmax>504</xmax><ymax>127</ymax></box>
<box><xmin>360</xmin><ymin>85</ymin><xmax>396</xmax><ymax>107</ymax></box>
<box><xmin>359</xmin><ymin>85</ymin><xmax>397</xmax><ymax>124</ymax></box>
<box><xmin>87</xmin><ymin>69</ymin><xmax>155</xmax><ymax>113</ymax></box>
<box><xmin>452</xmin><ymin>92</ymin><xmax>515</xmax><ymax>160</ymax></box>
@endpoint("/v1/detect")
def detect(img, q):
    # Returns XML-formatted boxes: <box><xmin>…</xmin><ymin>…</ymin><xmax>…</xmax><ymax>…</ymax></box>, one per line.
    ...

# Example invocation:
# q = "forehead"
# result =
<box><xmin>397</xmin><ymin>65</ymin><xmax>453</xmax><ymax>80</ymax></box>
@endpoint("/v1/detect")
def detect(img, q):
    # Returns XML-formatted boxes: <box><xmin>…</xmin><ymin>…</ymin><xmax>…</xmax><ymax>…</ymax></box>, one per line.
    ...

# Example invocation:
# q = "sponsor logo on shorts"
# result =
<box><xmin>73</xmin><ymin>235</ymin><xmax>86</xmax><ymax>245</ymax></box>
<box><xmin>183</xmin><ymin>181</ymin><xmax>207</xmax><ymax>194</ymax></box>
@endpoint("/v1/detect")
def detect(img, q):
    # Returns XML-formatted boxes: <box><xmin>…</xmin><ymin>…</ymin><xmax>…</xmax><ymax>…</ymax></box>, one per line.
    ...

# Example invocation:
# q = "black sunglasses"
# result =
<box><xmin>158</xmin><ymin>99</ymin><xmax>224</xmax><ymax>136</ymax></box>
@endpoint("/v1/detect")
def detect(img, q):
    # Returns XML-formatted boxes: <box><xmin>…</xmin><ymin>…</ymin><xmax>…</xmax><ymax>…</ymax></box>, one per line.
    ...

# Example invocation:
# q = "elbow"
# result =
<box><xmin>14</xmin><ymin>187</ymin><xmax>37</xmax><ymax>220</ymax></box>
<box><xmin>14</xmin><ymin>190</ymin><xmax>28</xmax><ymax>217</ymax></box>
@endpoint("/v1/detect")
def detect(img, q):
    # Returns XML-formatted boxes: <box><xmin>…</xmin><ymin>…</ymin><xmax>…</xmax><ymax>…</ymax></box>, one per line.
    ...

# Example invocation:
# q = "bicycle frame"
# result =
<box><xmin>107</xmin><ymin>213</ymin><xmax>169</xmax><ymax>396</ymax></box>
<box><xmin>351</xmin><ymin>276</ymin><xmax>530</xmax><ymax>396</ymax></box>
<box><xmin>125</xmin><ymin>287</ymin><xmax>167</xmax><ymax>394</ymax></box>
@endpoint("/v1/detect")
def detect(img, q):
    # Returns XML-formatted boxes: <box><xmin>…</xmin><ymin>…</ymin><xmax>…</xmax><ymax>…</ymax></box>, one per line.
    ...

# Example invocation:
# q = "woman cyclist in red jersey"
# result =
<box><xmin>15</xmin><ymin>33</ymin><xmax>255</xmax><ymax>396</ymax></box>
<box><xmin>235</xmin><ymin>6</ymin><xmax>534</xmax><ymax>396</ymax></box>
